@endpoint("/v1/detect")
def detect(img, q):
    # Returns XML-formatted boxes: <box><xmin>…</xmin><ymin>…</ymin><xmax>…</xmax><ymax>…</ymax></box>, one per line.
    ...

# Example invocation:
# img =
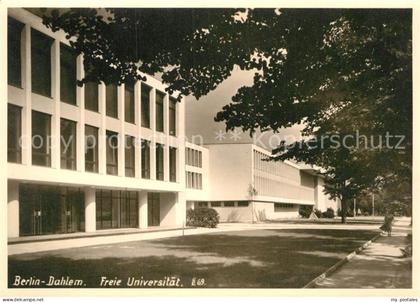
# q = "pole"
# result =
<box><xmin>252</xmin><ymin>201</ymin><xmax>255</xmax><ymax>224</ymax></box>
<box><xmin>182</xmin><ymin>221</ymin><xmax>185</xmax><ymax>236</ymax></box>
<box><xmin>372</xmin><ymin>193</ymin><xmax>375</xmax><ymax>217</ymax></box>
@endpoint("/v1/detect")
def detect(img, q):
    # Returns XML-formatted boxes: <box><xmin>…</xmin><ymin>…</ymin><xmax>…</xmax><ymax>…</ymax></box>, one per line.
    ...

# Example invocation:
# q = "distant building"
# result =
<box><xmin>186</xmin><ymin>143</ymin><xmax>337</xmax><ymax>222</ymax></box>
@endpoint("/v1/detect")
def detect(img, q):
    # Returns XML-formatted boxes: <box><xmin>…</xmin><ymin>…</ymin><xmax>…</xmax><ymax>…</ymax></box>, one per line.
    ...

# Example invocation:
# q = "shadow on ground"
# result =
<box><xmin>9</xmin><ymin>228</ymin><xmax>378</xmax><ymax>288</ymax></box>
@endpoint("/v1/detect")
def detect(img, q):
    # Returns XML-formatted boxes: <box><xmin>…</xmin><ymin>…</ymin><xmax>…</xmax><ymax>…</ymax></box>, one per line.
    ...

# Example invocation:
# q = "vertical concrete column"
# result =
<box><xmin>118</xmin><ymin>84</ymin><xmax>125</xmax><ymax>177</ymax></box>
<box><xmin>84</xmin><ymin>187</ymin><xmax>96</xmax><ymax>233</ymax></box>
<box><xmin>77</xmin><ymin>54</ymin><xmax>85</xmax><ymax>172</ymax></box>
<box><xmin>175</xmin><ymin>191</ymin><xmax>186</xmax><ymax>227</ymax></box>
<box><xmin>51</xmin><ymin>40</ymin><xmax>61</xmax><ymax>169</ymax></box>
<box><xmin>138</xmin><ymin>191</ymin><xmax>148</xmax><ymax>229</ymax></box>
<box><xmin>8</xmin><ymin>181</ymin><xmax>20</xmax><ymax>238</ymax></box>
<box><xmin>178</xmin><ymin>96</ymin><xmax>186</xmax><ymax>187</ymax></box>
<box><xmin>163</xmin><ymin>146</ymin><xmax>170</xmax><ymax>182</ymax></box>
<box><xmin>150</xmin><ymin>88</ymin><xmax>156</xmax><ymax>180</ymax></box>
<box><xmin>98</xmin><ymin>83</ymin><xmax>106</xmax><ymax>174</ymax></box>
<box><xmin>314</xmin><ymin>176</ymin><xmax>319</xmax><ymax>209</ymax></box>
<box><xmin>134</xmin><ymin>81</ymin><xmax>141</xmax><ymax>178</ymax></box>
<box><xmin>163</xmin><ymin>94</ymin><xmax>170</xmax><ymax>182</ymax></box>
<box><xmin>21</xmin><ymin>24</ymin><xmax>32</xmax><ymax>166</ymax></box>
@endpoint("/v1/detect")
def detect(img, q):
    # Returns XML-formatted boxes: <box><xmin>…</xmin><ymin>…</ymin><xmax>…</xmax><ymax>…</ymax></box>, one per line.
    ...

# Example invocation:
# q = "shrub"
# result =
<box><xmin>322</xmin><ymin>207</ymin><xmax>335</xmax><ymax>218</ymax></box>
<box><xmin>299</xmin><ymin>205</ymin><xmax>313</xmax><ymax>218</ymax></box>
<box><xmin>314</xmin><ymin>209</ymin><xmax>322</xmax><ymax>218</ymax></box>
<box><xmin>186</xmin><ymin>207</ymin><xmax>219</xmax><ymax>228</ymax></box>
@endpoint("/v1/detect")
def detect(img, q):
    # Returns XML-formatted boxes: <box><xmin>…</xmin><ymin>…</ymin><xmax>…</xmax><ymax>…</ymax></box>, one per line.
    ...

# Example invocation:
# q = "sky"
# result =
<box><xmin>185</xmin><ymin>65</ymin><xmax>303</xmax><ymax>152</ymax></box>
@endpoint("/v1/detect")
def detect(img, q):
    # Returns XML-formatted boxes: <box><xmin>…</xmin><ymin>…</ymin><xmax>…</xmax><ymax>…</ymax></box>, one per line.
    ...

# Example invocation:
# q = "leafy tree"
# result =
<box><xmin>213</xmin><ymin>10</ymin><xmax>412</xmax><ymax>222</ymax></box>
<box><xmin>40</xmin><ymin>8</ymin><xmax>412</xmax><ymax>222</ymax></box>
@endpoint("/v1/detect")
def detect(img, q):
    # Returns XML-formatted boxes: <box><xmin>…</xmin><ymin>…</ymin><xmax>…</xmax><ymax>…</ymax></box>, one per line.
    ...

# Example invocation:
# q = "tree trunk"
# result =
<box><xmin>341</xmin><ymin>198</ymin><xmax>348</xmax><ymax>224</ymax></box>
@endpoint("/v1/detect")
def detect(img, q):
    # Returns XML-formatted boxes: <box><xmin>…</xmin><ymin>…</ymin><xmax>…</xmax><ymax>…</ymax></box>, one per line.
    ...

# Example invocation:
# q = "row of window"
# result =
<box><xmin>8</xmin><ymin>17</ymin><xmax>177</xmax><ymax>136</ymax></box>
<box><xmin>253</xmin><ymin>150</ymin><xmax>297</xmax><ymax>179</ymax></box>
<box><xmin>186</xmin><ymin>171</ymin><xmax>203</xmax><ymax>190</ymax></box>
<box><xmin>196</xmin><ymin>201</ymin><xmax>250</xmax><ymax>208</ymax></box>
<box><xmin>254</xmin><ymin>175</ymin><xmax>313</xmax><ymax>201</ymax></box>
<box><xmin>274</xmin><ymin>203</ymin><xmax>295</xmax><ymax>212</ymax></box>
<box><xmin>185</xmin><ymin>147</ymin><xmax>202</xmax><ymax>168</ymax></box>
<box><xmin>196</xmin><ymin>201</ymin><xmax>294</xmax><ymax>211</ymax></box>
<box><xmin>7</xmin><ymin>104</ymin><xmax>177</xmax><ymax>181</ymax></box>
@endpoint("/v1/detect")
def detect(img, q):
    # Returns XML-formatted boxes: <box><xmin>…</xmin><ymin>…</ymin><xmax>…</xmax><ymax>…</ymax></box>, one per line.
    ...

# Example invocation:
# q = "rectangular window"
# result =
<box><xmin>156</xmin><ymin>143</ymin><xmax>164</xmax><ymax>181</ymax></box>
<box><xmin>148</xmin><ymin>193</ymin><xmax>160</xmax><ymax>227</ymax></box>
<box><xmin>196</xmin><ymin>150</ymin><xmax>200</xmax><ymax>167</ymax></box>
<box><xmin>8</xmin><ymin>104</ymin><xmax>22</xmax><ymax>163</ymax></box>
<box><xmin>224</xmin><ymin>201</ymin><xmax>235</xmax><ymax>207</ymax></box>
<box><xmin>141</xmin><ymin>139</ymin><xmax>150</xmax><ymax>179</ymax></box>
<box><xmin>125</xmin><ymin>83</ymin><xmax>135</xmax><ymax>124</ymax></box>
<box><xmin>60</xmin><ymin>43</ymin><xmax>77</xmax><ymax>105</ymax></box>
<box><xmin>169</xmin><ymin>97</ymin><xmax>176</xmax><ymax>136</ymax></box>
<box><xmin>237</xmin><ymin>201</ymin><xmax>249</xmax><ymax>207</ymax></box>
<box><xmin>32</xmin><ymin>111</ymin><xmax>51</xmax><ymax>167</ymax></box>
<box><xmin>169</xmin><ymin>147</ymin><xmax>177</xmax><ymax>182</ymax></box>
<box><xmin>192</xmin><ymin>172</ymin><xmax>196</xmax><ymax>188</ymax></box>
<box><xmin>106</xmin><ymin>131</ymin><xmax>118</xmax><ymax>175</ymax></box>
<box><xmin>141</xmin><ymin>84</ymin><xmax>151</xmax><ymax>128</ymax></box>
<box><xmin>186</xmin><ymin>172</ymin><xmax>191</xmax><ymax>188</ymax></box>
<box><xmin>125</xmin><ymin>135</ymin><xmax>135</xmax><ymax>177</ymax></box>
<box><xmin>186</xmin><ymin>148</ymin><xmax>191</xmax><ymax>165</ymax></box>
<box><xmin>31</xmin><ymin>28</ymin><xmax>53</xmax><ymax>97</ymax></box>
<box><xmin>60</xmin><ymin>118</ymin><xmax>77</xmax><ymax>170</ymax></box>
<box><xmin>211</xmin><ymin>202</ymin><xmax>221</xmax><ymax>207</ymax></box>
<box><xmin>85</xmin><ymin>125</ymin><xmax>98</xmax><ymax>173</ymax></box>
<box><xmin>8</xmin><ymin>17</ymin><xmax>24</xmax><ymax>87</ymax></box>
<box><xmin>198</xmin><ymin>173</ymin><xmax>202</xmax><ymax>189</ymax></box>
<box><xmin>96</xmin><ymin>190</ymin><xmax>112</xmax><ymax>229</ymax></box>
<box><xmin>96</xmin><ymin>190</ymin><xmax>138</xmax><ymax>230</ymax></box>
<box><xmin>274</xmin><ymin>203</ymin><xmax>295</xmax><ymax>211</ymax></box>
<box><xmin>197</xmin><ymin>202</ymin><xmax>208</xmax><ymax>208</ymax></box>
<box><xmin>189</xmin><ymin>172</ymin><xmax>193</xmax><ymax>188</ymax></box>
<box><xmin>84</xmin><ymin>82</ymin><xmax>98</xmax><ymax>112</ymax></box>
<box><xmin>106</xmin><ymin>84</ymin><xmax>118</xmax><ymax>118</ymax></box>
<box><xmin>155</xmin><ymin>90</ymin><xmax>165</xmax><ymax>132</ymax></box>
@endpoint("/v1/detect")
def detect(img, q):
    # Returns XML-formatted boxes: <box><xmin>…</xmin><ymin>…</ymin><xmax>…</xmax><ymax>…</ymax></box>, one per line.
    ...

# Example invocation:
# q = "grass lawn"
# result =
<box><xmin>9</xmin><ymin>228</ymin><xmax>378</xmax><ymax>288</ymax></box>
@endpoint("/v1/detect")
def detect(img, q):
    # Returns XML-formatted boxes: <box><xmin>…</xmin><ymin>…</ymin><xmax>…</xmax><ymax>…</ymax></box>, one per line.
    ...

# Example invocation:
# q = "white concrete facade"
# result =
<box><xmin>187</xmin><ymin>143</ymin><xmax>337</xmax><ymax>222</ymax></box>
<box><xmin>7</xmin><ymin>8</ymin><xmax>186</xmax><ymax>238</ymax></box>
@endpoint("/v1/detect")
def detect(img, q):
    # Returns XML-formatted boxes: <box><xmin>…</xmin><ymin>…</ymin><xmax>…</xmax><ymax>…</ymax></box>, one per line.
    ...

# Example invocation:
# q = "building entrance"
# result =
<box><xmin>19</xmin><ymin>184</ymin><xmax>85</xmax><ymax>236</ymax></box>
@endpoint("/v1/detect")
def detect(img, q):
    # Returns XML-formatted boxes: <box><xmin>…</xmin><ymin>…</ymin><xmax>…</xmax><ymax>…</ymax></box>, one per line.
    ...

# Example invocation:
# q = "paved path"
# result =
<box><xmin>314</xmin><ymin>217</ymin><xmax>412</xmax><ymax>288</ymax></box>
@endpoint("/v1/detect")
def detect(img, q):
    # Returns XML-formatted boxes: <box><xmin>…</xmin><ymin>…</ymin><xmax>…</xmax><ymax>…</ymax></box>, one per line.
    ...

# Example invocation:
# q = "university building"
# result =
<box><xmin>7</xmin><ymin>8</ymin><xmax>336</xmax><ymax>239</ymax></box>
<box><xmin>185</xmin><ymin>143</ymin><xmax>336</xmax><ymax>222</ymax></box>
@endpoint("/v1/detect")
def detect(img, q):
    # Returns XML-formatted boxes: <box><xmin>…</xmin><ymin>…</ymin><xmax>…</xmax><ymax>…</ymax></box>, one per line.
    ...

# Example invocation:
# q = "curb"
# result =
<box><xmin>303</xmin><ymin>232</ymin><xmax>382</xmax><ymax>288</ymax></box>
<box><xmin>8</xmin><ymin>226</ymin><xmax>196</xmax><ymax>245</ymax></box>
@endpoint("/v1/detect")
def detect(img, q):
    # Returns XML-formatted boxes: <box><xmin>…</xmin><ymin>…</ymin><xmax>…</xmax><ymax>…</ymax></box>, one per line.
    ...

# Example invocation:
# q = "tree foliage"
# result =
<box><xmin>41</xmin><ymin>8</ymin><xmax>412</xmax><ymax>222</ymax></box>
